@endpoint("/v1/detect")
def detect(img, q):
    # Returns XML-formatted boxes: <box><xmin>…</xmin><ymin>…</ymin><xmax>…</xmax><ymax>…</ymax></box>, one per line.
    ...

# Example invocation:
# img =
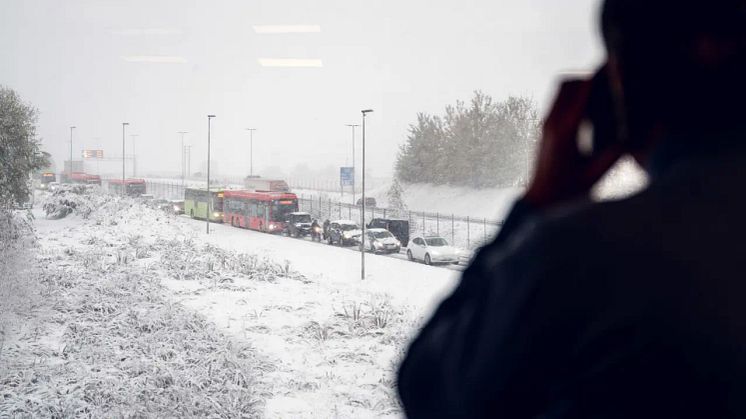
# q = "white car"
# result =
<box><xmin>361</xmin><ymin>228</ymin><xmax>401</xmax><ymax>254</ymax></box>
<box><xmin>407</xmin><ymin>235</ymin><xmax>461</xmax><ymax>265</ymax></box>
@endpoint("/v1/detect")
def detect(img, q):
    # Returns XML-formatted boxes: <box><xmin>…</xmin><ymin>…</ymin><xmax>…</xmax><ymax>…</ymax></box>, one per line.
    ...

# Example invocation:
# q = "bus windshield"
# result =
<box><xmin>272</xmin><ymin>200</ymin><xmax>298</xmax><ymax>221</ymax></box>
<box><xmin>128</xmin><ymin>183</ymin><xmax>146</xmax><ymax>194</ymax></box>
<box><xmin>213</xmin><ymin>195</ymin><xmax>224</xmax><ymax>211</ymax></box>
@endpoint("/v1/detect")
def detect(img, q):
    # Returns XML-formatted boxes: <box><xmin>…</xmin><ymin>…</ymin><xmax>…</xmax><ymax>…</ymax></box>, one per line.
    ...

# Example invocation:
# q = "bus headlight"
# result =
<box><xmin>213</xmin><ymin>212</ymin><xmax>221</xmax><ymax>218</ymax></box>
<box><xmin>268</xmin><ymin>223</ymin><xmax>277</xmax><ymax>231</ymax></box>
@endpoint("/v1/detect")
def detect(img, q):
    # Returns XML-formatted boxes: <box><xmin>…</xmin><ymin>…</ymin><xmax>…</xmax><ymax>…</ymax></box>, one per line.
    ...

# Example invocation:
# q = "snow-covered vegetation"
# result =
<box><xmin>2</xmin><ymin>188</ymin><xmax>446</xmax><ymax>417</ymax></box>
<box><xmin>0</xmin><ymin>85</ymin><xmax>49</xmax><ymax>208</ymax></box>
<box><xmin>395</xmin><ymin>92</ymin><xmax>539</xmax><ymax>188</ymax></box>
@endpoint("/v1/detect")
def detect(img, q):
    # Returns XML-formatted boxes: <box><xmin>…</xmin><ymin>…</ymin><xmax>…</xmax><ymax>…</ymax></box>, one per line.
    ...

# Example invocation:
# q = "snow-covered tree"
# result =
<box><xmin>386</xmin><ymin>178</ymin><xmax>408</xmax><ymax>216</ymax></box>
<box><xmin>0</xmin><ymin>86</ymin><xmax>48</xmax><ymax>208</ymax></box>
<box><xmin>395</xmin><ymin>91</ymin><xmax>539</xmax><ymax>188</ymax></box>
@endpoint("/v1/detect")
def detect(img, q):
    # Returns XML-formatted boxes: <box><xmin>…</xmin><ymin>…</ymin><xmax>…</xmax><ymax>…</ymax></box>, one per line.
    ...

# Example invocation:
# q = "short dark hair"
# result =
<box><xmin>601</xmin><ymin>0</ymin><xmax>746</xmax><ymax>131</ymax></box>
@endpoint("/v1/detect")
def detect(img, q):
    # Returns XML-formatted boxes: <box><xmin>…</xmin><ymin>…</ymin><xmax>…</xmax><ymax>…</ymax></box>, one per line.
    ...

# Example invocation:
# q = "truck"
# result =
<box><xmin>243</xmin><ymin>177</ymin><xmax>290</xmax><ymax>192</ymax></box>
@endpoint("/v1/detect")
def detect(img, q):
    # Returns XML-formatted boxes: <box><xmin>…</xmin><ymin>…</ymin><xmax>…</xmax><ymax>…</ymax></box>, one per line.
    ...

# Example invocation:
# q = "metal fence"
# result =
<box><xmin>296</xmin><ymin>194</ymin><xmax>502</xmax><ymax>250</ymax></box>
<box><xmin>110</xmin><ymin>180</ymin><xmax>504</xmax><ymax>250</ymax></box>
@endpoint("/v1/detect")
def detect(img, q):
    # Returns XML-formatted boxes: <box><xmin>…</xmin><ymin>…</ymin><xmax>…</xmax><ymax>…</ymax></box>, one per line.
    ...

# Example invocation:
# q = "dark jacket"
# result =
<box><xmin>398</xmin><ymin>137</ymin><xmax>746</xmax><ymax>418</ymax></box>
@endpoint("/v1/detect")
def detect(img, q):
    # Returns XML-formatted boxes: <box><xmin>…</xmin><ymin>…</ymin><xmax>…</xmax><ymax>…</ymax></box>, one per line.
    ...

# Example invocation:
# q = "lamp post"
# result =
<box><xmin>178</xmin><ymin>131</ymin><xmax>188</xmax><ymax>187</ymax></box>
<box><xmin>345</xmin><ymin>124</ymin><xmax>359</xmax><ymax>204</ymax></box>
<box><xmin>360</xmin><ymin>109</ymin><xmax>373</xmax><ymax>280</ymax></box>
<box><xmin>245</xmin><ymin>128</ymin><xmax>257</xmax><ymax>177</ymax></box>
<box><xmin>122</xmin><ymin>122</ymin><xmax>129</xmax><ymax>196</ymax></box>
<box><xmin>69</xmin><ymin>126</ymin><xmax>76</xmax><ymax>181</ymax></box>
<box><xmin>130</xmin><ymin>134</ymin><xmax>139</xmax><ymax>178</ymax></box>
<box><xmin>185</xmin><ymin>145</ymin><xmax>192</xmax><ymax>178</ymax></box>
<box><xmin>207</xmin><ymin>115</ymin><xmax>216</xmax><ymax>234</ymax></box>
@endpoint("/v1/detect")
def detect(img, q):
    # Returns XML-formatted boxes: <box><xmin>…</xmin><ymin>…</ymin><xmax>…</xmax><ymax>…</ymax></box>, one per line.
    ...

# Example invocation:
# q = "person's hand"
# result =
<box><xmin>524</xmin><ymin>78</ymin><xmax>624</xmax><ymax>209</ymax></box>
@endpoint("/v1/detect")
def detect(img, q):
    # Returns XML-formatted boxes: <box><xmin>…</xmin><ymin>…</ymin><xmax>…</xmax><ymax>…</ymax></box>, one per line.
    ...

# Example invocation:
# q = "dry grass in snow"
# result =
<box><xmin>1</xmin><ymin>193</ymin><xmax>266</xmax><ymax>417</ymax></box>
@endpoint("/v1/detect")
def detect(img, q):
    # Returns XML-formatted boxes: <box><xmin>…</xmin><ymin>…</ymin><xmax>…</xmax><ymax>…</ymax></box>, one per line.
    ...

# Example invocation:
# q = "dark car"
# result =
<box><xmin>368</xmin><ymin>218</ymin><xmax>410</xmax><ymax>247</ymax></box>
<box><xmin>356</xmin><ymin>197</ymin><xmax>377</xmax><ymax>208</ymax></box>
<box><xmin>286</xmin><ymin>212</ymin><xmax>313</xmax><ymax>237</ymax></box>
<box><xmin>327</xmin><ymin>220</ymin><xmax>362</xmax><ymax>246</ymax></box>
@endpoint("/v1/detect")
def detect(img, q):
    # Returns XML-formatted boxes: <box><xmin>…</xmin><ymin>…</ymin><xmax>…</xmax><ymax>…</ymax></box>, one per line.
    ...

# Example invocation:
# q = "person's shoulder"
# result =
<box><xmin>474</xmin><ymin>187</ymin><xmax>658</xmax><ymax>275</ymax></box>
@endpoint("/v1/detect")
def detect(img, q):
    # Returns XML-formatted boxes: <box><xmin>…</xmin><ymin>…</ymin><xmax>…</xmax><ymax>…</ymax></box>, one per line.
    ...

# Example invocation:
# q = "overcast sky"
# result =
<box><xmin>1</xmin><ymin>0</ymin><xmax>604</xmax><ymax>179</ymax></box>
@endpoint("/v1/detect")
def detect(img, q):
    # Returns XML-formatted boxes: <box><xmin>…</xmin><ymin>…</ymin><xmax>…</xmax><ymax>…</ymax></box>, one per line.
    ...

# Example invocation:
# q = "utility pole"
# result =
<box><xmin>246</xmin><ymin>128</ymin><xmax>257</xmax><ymax>177</ymax></box>
<box><xmin>360</xmin><ymin>109</ymin><xmax>373</xmax><ymax>280</ymax></box>
<box><xmin>207</xmin><ymin>115</ymin><xmax>216</xmax><ymax>234</ymax></box>
<box><xmin>69</xmin><ymin>126</ymin><xmax>76</xmax><ymax>180</ymax></box>
<box><xmin>345</xmin><ymin>124</ymin><xmax>359</xmax><ymax>204</ymax></box>
<box><xmin>122</xmin><ymin>122</ymin><xmax>129</xmax><ymax>196</ymax></box>
<box><xmin>178</xmin><ymin>131</ymin><xmax>188</xmax><ymax>187</ymax></box>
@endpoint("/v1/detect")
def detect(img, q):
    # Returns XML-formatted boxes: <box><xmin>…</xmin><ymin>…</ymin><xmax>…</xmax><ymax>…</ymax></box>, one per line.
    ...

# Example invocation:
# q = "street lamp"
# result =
<box><xmin>130</xmin><ymin>134</ymin><xmax>139</xmax><ymax>178</ymax></box>
<box><xmin>360</xmin><ymin>109</ymin><xmax>373</xmax><ymax>280</ymax></box>
<box><xmin>122</xmin><ymin>122</ymin><xmax>129</xmax><ymax>196</ymax></box>
<box><xmin>185</xmin><ymin>145</ymin><xmax>192</xmax><ymax>179</ymax></box>
<box><xmin>178</xmin><ymin>131</ymin><xmax>188</xmax><ymax>187</ymax></box>
<box><xmin>207</xmin><ymin>115</ymin><xmax>216</xmax><ymax>234</ymax></box>
<box><xmin>245</xmin><ymin>128</ymin><xmax>257</xmax><ymax>177</ymax></box>
<box><xmin>69</xmin><ymin>126</ymin><xmax>76</xmax><ymax>181</ymax></box>
<box><xmin>345</xmin><ymin>124</ymin><xmax>359</xmax><ymax>204</ymax></box>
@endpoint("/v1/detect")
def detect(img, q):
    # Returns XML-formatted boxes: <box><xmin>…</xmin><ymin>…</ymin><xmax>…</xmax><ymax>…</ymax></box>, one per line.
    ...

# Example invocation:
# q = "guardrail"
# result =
<box><xmin>109</xmin><ymin>180</ymin><xmax>503</xmax><ymax>250</ymax></box>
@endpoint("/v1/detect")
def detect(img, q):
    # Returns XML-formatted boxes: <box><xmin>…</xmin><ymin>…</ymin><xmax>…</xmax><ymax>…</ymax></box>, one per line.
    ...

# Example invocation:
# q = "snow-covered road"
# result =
<box><xmin>174</xmin><ymin>214</ymin><xmax>461</xmax><ymax>312</ymax></box>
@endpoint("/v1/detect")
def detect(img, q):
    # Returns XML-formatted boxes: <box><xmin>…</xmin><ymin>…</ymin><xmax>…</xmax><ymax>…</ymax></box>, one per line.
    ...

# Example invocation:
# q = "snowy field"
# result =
<box><xmin>1</xmin><ymin>187</ymin><xmax>459</xmax><ymax>417</ymax></box>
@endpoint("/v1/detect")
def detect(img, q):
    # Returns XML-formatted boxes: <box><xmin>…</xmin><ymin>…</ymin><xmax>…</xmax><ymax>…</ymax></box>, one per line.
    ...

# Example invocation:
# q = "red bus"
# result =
<box><xmin>223</xmin><ymin>190</ymin><xmax>298</xmax><ymax>233</ymax></box>
<box><xmin>69</xmin><ymin>172</ymin><xmax>89</xmax><ymax>184</ymax></box>
<box><xmin>108</xmin><ymin>178</ymin><xmax>147</xmax><ymax>196</ymax></box>
<box><xmin>86</xmin><ymin>174</ymin><xmax>102</xmax><ymax>185</ymax></box>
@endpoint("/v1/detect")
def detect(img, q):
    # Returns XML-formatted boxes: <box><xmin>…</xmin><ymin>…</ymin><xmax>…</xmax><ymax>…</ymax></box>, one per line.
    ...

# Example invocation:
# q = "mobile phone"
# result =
<box><xmin>585</xmin><ymin>67</ymin><xmax>627</xmax><ymax>154</ymax></box>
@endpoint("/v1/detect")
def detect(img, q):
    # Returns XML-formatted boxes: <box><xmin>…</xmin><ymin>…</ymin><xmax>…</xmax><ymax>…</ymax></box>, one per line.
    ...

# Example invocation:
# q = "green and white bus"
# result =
<box><xmin>184</xmin><ymin>187</ymin><xmax>225</xmax><ymax>222</ymax></box>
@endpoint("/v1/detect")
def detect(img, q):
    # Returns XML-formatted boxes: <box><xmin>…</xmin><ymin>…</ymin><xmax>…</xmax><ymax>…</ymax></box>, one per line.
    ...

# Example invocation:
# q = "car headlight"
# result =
<box><xmin>373</xmin><ymin>241</ymin><xmax>383</xmax><ymax>249</ymax></box>
<box><xmin>343</xmin><ymin>232</ymin><xmax>352</xmax><ymax>239</ymax></box>
<box><xmin>268</xmin><ymin>223</ymin><xmax>276</xmax><ymax>230</ymax></box>
<box><xmin>173</xmin><ymin>205</ymin><xmax>180</xmax><ymax>211</ymax></box>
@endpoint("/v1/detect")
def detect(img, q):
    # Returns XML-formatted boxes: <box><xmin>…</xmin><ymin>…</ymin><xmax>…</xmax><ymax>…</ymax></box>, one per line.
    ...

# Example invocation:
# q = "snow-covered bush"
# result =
<box><xmin>0</xmin><ymin>85</ymin><xmax>50</xmax><ymax>208</ymax></box>
<box><xmin>158</xmin><ymin>237</ymin><xmax>306</xmax><ymax>283</ymax></box>
<box><xmin>41</xmin><ymin>184</ymin><xmax>102</xmax><ymax>219</ymax></box>
<box><xmin>0</xmin><ymin>240</ymin><xmax>265</xmax><ymax>417</ymax></box>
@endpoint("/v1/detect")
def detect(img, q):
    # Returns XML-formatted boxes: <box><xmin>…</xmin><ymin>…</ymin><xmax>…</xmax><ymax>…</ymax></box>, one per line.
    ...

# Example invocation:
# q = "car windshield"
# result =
<box><xmin>425</xmin><ymin>238</ymin><xmax>448</xmax><ymax>247</ymax></box>
<box><xmin>341</xmin><ymin>224</ymin><xmax>359</xmax><ymax>231</ymax></box>
<box><xmin>372</xmin><ymin>231</ymin><xmax>393</xmax><ymax>239</ymax></box>
<box><xmin>294</xmin><ymin>214</ymin><xmax>311</xmax><ymax>223</ymax></box>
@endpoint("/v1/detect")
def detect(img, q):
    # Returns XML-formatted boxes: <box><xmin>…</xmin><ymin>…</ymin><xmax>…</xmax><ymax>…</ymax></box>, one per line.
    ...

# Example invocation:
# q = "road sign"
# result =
<box><xmin>340</xmin><ymin>166</ymin><xmax>354</xmax><ymax>186</ymax></box>
<box><xmin>82</xmin><ymin>149</ymin><xmax>104</xmax><ymax>159</ymax></box>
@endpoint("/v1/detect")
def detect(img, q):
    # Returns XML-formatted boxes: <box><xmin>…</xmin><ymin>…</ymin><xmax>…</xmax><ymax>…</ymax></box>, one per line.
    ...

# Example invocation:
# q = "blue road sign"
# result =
<box><xmin>340</xmin><ymin>167</ymin><xmax>354</xmax><ymax>186</ymax></box>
